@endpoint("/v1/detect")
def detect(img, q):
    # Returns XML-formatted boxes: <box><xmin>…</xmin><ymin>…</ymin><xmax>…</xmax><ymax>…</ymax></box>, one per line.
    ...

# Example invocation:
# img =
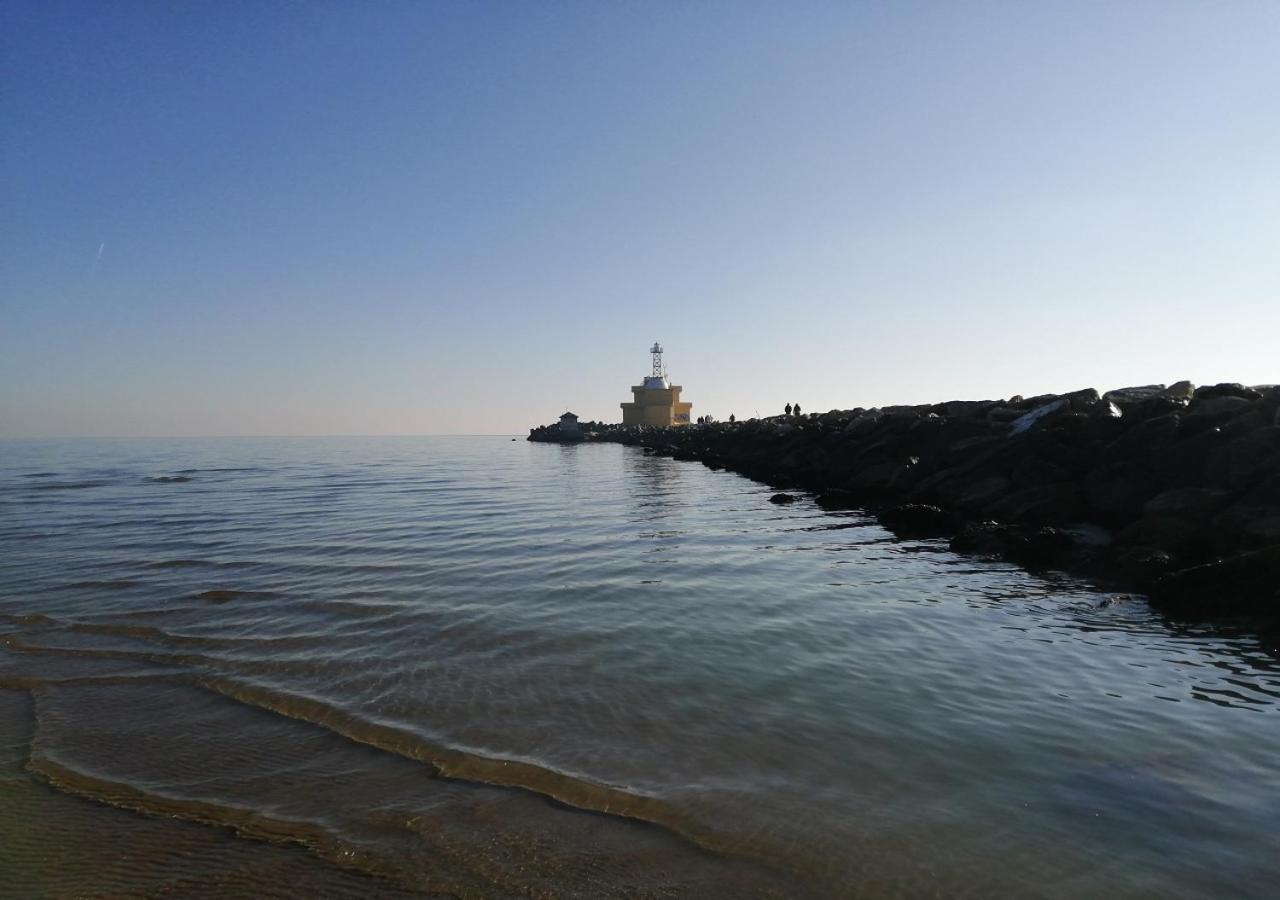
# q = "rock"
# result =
<box><xmin>1101</xmin><ymin>413</ymin><xmax>1180</xmax><ymax>468</ymax></box>
<box><xmin>1117</xmin><ymin>515</ymin><xmax>1202</xmax><ymax>555</ymax></box>
<box><xmin>1184</xmin><ymin>395</ymin><xmax>1252</xmax><ymax>423</ymax></box>
<box><xmin>986</xmin><ymin>406</ymin><xmax>1024</xmax><ymax>425</ymax></box>
<box><xmin>1164</xmin><ymin>381</ymin><xmax>1196</xmax><ymax>400</ymax></box>
<box><xmin>931</xmin><ymin>399</ymin><xmax>1001</xmax><ymax>419</ymax></box>
<box><xmin>1204</xmin><ymin>427</ymin><xmax>1280</xmax><ymax>490</ymax></box>
<box><xmin>1194</xmin><ymin>382</ymin><xmax>1262</xmax><ymax>402</ymax></box>
<box><xmin>1102</xmin><ymin>385</ymin><xmax>1166</xmax><ymax>413</ymax></box>
<box><xmin>878</xmin><ymin>503</ymin><xmax>960</xmax><ymax>537</ymax></box>
<box><xmin>1008</xmin><ymin>398</ymin><xmax>1069</xmax><ymax>436</ymax></box>
<box><xmin>1142</xmin><ymin>488</ymin><xmax>1234</xmax><ymax>523</ymax></box>
<box><xmin>1108</xmin><ymin>546</ymin><xmax>1177</xmax><ymax>585</ymax></box>
<box><xmin>948</xmin><ymin>475</ymin><xmax>1014</xmax><ymax>512</ymax></box>
<box><xmin>982</xmin><ymin>482</ymin><xmax>1086</xmax><ymax>526</ymax></box>
<box><xmin>1090</xmin><ymin>400</ymin><xmax>1123</xmax><ymax>419</ymax></box>
<box><xmin>844</xmin><ymin>413</ymin><xmax>883</xmax><ymax>437</ymax></box>
<box><xmin>1060</xmin><ymin>523</ymin><xmax>1114</xmax><ymax>548</ymax></box>
<box><xmin>849</xmin><ymin>460</ymin><xmax>915</xmax><ymax>495</ymax></box>
<box><xmin>1211</xmin><ymin>474</ymin><xmax>1280</xmax><ymax>549</ymax></box>
<box><xmin>1149</xmin><ymin>545</ymin><xmax>1280</xmax><ymax>616</ymax></box>
<box><xmin>950</xmin><ymin>522</ymin><xmax>1072</xmax><ymax>567</ymax></box>
<box><xmin>1010</xmin><ymin>456</ymin><xmax>1072</xmax><ymax>489</ymax></box>
<box><xmin>1085</xmin><ymin>462</ymin><xmax>1157</xmax><ymax>525</ymax></box>
<box><xmin>1064</xmin><ymin>388</ymin><xmax>1101</xmax><ymax>412</ymax></box>
<box><xmin>769</xmin><ymin>493</ymin><xmax>797</xmax><ymax>504</ymax></box>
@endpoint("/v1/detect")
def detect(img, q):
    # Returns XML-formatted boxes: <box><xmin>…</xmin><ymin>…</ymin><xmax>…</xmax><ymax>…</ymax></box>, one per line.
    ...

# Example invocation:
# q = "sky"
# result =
<box><xmin>2</xmin><ymin>1</ymin><xmax>1278</xmax><ymax>437</ymax></box>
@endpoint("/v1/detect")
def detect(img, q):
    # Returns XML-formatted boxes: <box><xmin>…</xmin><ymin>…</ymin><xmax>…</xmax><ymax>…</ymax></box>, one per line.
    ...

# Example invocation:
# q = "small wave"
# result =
<box><xmin>175</xmin><ymin>467</ymin><xmax>262</xmax><ymax>474</ymax></box>
<box><xmin>199</xmin><ymin>677</ymin><xmax>751</xmax><ymax>863</ymax></box>
<box><xmin>27</xmin><ymin>755</ymin><xmax>368</xmax><ymax>875</ymax></box>
<box><xmin>147</xmin><ymin>559</ymin><xmax>216</xmax><ymax>569</ymax></box>
<box><xmin>195</xmin><ymin>589</ymin><xmax>281</xmax><ymax>604</ymax></box>
<box><xmin>20</xmin><ymin>472</ymin><xmax>58</xmax><ymax>478</ymax></box>
<box><xmin>0</xmin><ymin>612</ymin><xmax>57</xmax><ymax>627</ymax></box>
<box><xmin>148</xmin><ymin>475</ymin><xmax>193</xmax><ymax>483</ymax></box>
<box><xmin>67</xmin><ymin>579</ymin><xmax>142</xmax><ymax>590</ymax></box>
<box><xmin>296</xmin><ymin>599</ymin><xmax>404</xmax><ymax>618</ymax></box>
<box><xmin>29</xmin><ymin>481</ymin><xmax>108</xmax><ymax>491</ymax></box>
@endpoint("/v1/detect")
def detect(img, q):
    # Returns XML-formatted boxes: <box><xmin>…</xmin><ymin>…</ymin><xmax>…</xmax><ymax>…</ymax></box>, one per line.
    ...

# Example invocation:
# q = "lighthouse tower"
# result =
<box><xmin>621</xmin><ymin>342</ymin><xmax>693</xmax><ymax>426</ymax></box>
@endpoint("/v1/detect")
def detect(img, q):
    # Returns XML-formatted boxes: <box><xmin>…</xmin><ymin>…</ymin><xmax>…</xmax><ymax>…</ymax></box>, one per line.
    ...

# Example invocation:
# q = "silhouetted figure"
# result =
<box><xmin>794</xmin><ymin>403</ymin><xmax>802</xmax><ymax>416</ymax></box>
<box><xmin>785</xmin><ymin>403</ymin><xmax>792</xmax><ymax>416</ymax></box>
<box><xmin>729</xmin><ymin>414</ymin><xmax>735</xmax><ymax>423</ymax></box>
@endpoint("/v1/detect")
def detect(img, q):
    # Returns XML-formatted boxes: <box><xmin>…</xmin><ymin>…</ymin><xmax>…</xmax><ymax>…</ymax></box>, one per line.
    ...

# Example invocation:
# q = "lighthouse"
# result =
<box><xmin>620</xmin><ymin>342</ymin><xmax>693</xmax><ymax>426</ymax></box>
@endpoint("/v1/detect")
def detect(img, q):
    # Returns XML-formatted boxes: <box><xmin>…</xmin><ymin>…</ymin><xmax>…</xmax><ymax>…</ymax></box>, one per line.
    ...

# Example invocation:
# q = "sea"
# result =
<box><xmin>1</xmin><ymin>436</ymin><xmax>1277</xmax><ymax>899</ymax></box>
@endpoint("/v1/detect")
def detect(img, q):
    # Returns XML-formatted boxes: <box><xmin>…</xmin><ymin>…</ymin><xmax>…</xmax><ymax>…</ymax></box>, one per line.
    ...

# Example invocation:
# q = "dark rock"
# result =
<box><xmin>982</xmin><ymin>482</ymin><xmax>1086</xmax><ymax>526</ymax></box>
<box><xmin>1211</xmin><ymin>474</ymin><xmax>1280</xmax><ymax>550</ymax></box>
<box><xmin>769</xmin><ymin>493</ymin><xmax>797</xmax><ymax>504</ymax></box>
<box><xmin>1108</xmin><ymin>546</ymin><xmax>1177</xmax><ymax>585</ymax></box>
<box><xmin>1193</xmin><ymin>382</ymin><xmax>1262</xmax><ymax>402</ymax></box>
<box><xmin>1102</xmin><ymin>385</ymin><xmax>1166</xmax><ymax>413</ymax></box>
<box><xmin>1008</xmin><ymin>398</ymin><xmax>1069</xmax><ymax>435</ymax></box>
<box><xmin>931</xmin><ymin>399</ymin><xmax>1001</xmax><ymax>418</ymax></box>
<box><xmin>1010</xmin><ymin>456</ymin><xmax>1072</xmax><ymax>490</ymax></box>
<box><xmin>1101</xmin><ymin>413</ymin><xmax>1180</xmax><ymax>468</ymax></box>
<box><xmin>1085</xmin><ymin>462</ymin><xmax>1158</xmax><ymax>525</ymax></box>
<box><xmin>1164</xmin><ymin>381</ymin><xmax>1196</xmax><ymax>400</ymax></box>
<box><xmin>1142</xmin><ymin>488</ymin><xmax>1234</xmax><ymax>523</ymax></box>
<box><xmin>849</xmin><ymin>460</ymin><xmax>916</xmax><ymax>495</ymax></box>
<box><xmin>1185</xmin><ymin>395</ymin><xmax>1252</xmax><ymax>424</ymax></box>
<box><xmin>1149</xmin><ymin>545</ymin><xmax>1280</xmax><ymax>616</ymax></box>
<box><xmin>948</xmin><ymin>476</ymin><xmax>1014</xmax><ymax>513</ymax></box>
<box><xmin>1117</xmin><ymin>515</ymin><xmax>1202</xmax><ymax>555</ymax></box>
<box><xmin>1090</xmin><ymin>400</ymin><xmax>1123</xmax><ymax>419</ymax></box>
<box><xmin>950</xmin><ymin>522</ymin><xmax>1071</xmax><ymax>567</ymax></box>
<box><xmin>986</xmin><ymin>406</ymin><xmax>1024</xmax><ymax>424</ymax></box>
<box><xmin>1204</xmin><ymin>427</ymin><xmax>1280</xmax><ymax>490</ymax></box>
<box><xmin>1064</xmin><ymin>388</ymin><xmax>1101</xmax><ymax>412</ymax></box>
<box><xmin>878</xmin><ymin>503</ymin><xmax>960</xmax><ymax>537</ymax></box>
<box><xmin>1060</xmin><ymin>523</ymin><xmax>1113</xmax><ymax>548</ymax></box>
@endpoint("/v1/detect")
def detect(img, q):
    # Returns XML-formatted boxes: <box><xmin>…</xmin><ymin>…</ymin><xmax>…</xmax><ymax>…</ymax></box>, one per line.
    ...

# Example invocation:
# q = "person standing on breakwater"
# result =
<box><xmin>785</xmin><ymin>403</ymin><xmax>793</xmax><ymax>416</ymax></box>
<box><xmin>794</xmin><ymin>403</ymin><xmax>802</xmax><ymax>417</ymax></box>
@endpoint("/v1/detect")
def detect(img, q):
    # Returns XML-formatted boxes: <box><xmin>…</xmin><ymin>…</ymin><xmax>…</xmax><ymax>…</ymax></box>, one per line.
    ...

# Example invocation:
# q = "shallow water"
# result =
<box><xmin>1</xmin><ymin>436</ymin><xmax>1277</xmax><ymax>898</ymax></box>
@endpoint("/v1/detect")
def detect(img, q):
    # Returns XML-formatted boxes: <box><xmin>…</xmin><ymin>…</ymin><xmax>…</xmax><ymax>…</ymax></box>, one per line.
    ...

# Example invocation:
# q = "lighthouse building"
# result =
<box><xmin>621</xmin><ymin>343</ymin><xmax>693</xmax><ymax>427</ymax></box>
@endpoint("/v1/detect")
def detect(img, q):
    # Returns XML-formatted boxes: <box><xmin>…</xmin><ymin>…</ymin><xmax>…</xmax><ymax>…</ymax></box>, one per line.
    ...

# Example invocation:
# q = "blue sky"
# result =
<box><xmin>3</xmin><ymin>1</ymin><xmax>1277</xmax><ymax>436</ymax></box>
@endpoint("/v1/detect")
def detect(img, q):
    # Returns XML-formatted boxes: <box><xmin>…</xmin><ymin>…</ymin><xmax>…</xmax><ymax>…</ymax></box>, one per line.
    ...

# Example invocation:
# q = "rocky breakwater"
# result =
<box><xmin>611</xmin><ymin>382</ymin><xmax>1280</xmax><ymax>621</ymax></box>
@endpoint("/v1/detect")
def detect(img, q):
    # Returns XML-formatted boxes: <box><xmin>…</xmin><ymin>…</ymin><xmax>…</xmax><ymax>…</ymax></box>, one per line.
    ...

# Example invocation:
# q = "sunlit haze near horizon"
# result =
<box><xmin>3</xmin><ymin>1</ymin><xmax>1278</xmax><ymax>437</ymax></box>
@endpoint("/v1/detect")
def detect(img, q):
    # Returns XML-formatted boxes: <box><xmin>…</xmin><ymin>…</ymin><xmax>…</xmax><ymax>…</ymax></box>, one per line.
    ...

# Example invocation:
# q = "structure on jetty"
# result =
<box><xmin>621</xmin><ymin>343</ymin><xmax>693</xmax><ymax>427</ymax></box>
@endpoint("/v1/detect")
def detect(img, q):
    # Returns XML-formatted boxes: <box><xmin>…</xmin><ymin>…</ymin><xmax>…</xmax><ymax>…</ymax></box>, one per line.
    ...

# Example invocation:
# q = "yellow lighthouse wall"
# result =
<box><xmin>621</xmin><ymin>384</ymin><xmax>693</xmax><ymax>426</ymax></box>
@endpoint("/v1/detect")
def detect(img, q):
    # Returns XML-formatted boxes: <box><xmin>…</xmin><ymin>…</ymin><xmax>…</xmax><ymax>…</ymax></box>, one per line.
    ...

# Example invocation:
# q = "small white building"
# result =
<box><xmin>558</xmin><ymin>412</ymin><xmax>580</xmax><ymax>433</ymax></box>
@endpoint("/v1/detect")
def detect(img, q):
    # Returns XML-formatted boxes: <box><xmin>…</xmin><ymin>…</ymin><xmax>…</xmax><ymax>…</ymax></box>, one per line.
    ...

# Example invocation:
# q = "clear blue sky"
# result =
<box><xmin>3</xmin><ymin>1</ymin><xmax>1277</xmax><ymax>436</ymax></box>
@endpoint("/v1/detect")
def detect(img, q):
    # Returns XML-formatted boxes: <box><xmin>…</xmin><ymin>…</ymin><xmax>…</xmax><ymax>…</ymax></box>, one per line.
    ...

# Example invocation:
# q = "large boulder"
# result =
<box><xmin>1102</xmin><ymin>384</ymin><xmax>1166</xmax><ymax>412</ymax></box>
<box><xmin>1008</xmin><ymin>398</ymin><xmax>1069</xmax><ymax>436</ymax></box>
<box><xmin>1142</xmin><ymin>487</ymin><xmax>1234</xmax><ymax>524</ymax></box>
<box><xmin>878</xmin><ymin>503</ymin><xmax>960</xmax><ymax>537</ymax></box>
<box><xmin>982</xmin><ymin>482</ymin><xmax>1086</xmax><ymax>526</ymax></box>
<box><xmin>1085</xmin><ymin>462</ymin><xmax>1157</xmax><ymax>524</ymax></box>
<box><xmin>1193</xmin><ymin>383</ymin><xmax>1262</xmax><ymax>402</ymax></box>
<box><xmin>1211</xmin><ymin>474</ymin><xmax>1280</xmax><ymax>550</ymax></box>
<box><xmin>1116</xmin><ymin>515</ymin><xmax>1203</xmax><ymax>556</ymax></box>
<box><xmin>1149</xmin><ymin>545</ymin><xmax>1280</xmax><ymax>616</ymax></box>
<box><xmin>1204</xmin><ymin>427</ymin><xmax>1280</xmax><ymax>490</ymax></box>
<box><xmin>1183</xmin><ymin>395</ymin><xmax>1253</xmax><ymax>425</ymax></box>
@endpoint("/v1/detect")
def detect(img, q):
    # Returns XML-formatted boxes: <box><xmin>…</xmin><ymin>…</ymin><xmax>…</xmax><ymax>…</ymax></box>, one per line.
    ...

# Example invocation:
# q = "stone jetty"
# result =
<box><xmin>530</xmin><ymin>383</ymin><xmax>1280</xmax><ymax>621</ymax></box>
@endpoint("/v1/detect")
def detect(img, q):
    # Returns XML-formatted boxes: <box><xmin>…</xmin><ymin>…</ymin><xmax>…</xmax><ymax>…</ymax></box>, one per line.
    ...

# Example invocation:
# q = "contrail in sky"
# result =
<box><xmin>90</xmin><ymin>242</ymin><xmax>105</xmax><ymax>274</ymax></box>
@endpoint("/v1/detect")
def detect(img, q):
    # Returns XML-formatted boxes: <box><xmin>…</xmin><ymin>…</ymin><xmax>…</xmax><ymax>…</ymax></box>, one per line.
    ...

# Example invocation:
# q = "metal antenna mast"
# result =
<box><xmin>650</xmin><ymin>342</ymin><xmax>665</xmax><ymax>379</ymax></box>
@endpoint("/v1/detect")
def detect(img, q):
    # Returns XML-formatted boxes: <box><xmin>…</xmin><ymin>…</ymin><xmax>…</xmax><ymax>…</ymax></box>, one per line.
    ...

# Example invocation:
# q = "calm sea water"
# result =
<box><xmin>1</xmin><ymin>436</ymin><xmax>1277</xmax><ymax>898</ymax></box>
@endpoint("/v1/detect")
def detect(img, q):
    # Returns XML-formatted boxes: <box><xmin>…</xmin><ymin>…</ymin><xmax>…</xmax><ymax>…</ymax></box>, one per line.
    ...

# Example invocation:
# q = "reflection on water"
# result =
<box><xmin>0</xmin><ymin>436</ymin><xmax>1277</xmax><ymax>898</ymax></box>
